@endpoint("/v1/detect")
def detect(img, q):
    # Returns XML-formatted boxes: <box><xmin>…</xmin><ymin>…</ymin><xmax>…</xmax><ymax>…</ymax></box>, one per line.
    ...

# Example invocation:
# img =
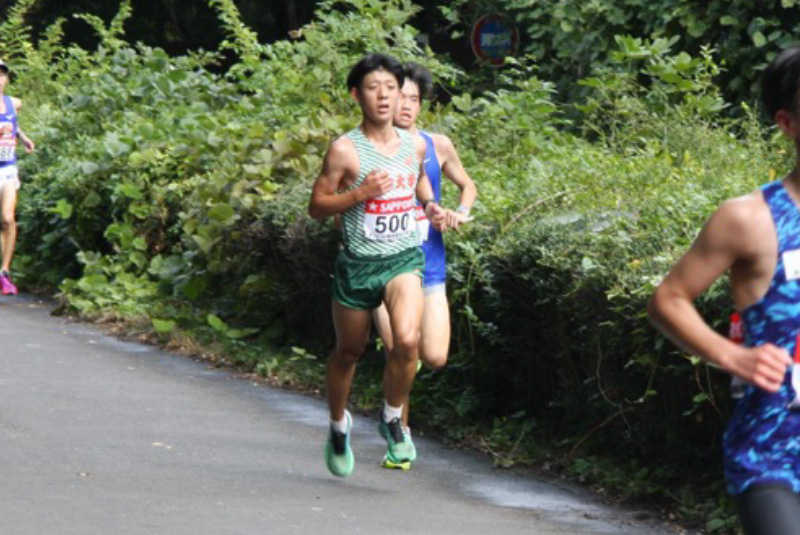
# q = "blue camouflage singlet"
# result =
<box><xmin>724</xmin><ymin>180</ymin><xmax>800</xmax><ymax>494</ymax></box>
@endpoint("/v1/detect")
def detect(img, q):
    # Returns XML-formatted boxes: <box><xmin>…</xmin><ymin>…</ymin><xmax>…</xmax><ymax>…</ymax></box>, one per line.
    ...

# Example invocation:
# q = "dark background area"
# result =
<box><xmin>4</xmin><ymin>0</ymin><xmax>485</xmax><ymax>70</ymax></box>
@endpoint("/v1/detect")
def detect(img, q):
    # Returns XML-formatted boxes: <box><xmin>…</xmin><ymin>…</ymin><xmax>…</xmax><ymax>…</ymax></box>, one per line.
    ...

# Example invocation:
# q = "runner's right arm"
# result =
<box><xmin>309</xmin><ymin>137</ymin><xmax>391</xmax><ymax>220</ymax></box>
<box><xmin>647</xmin><ymin>198</ymin><xmax>791</xmax><ymax>393</ymax></box>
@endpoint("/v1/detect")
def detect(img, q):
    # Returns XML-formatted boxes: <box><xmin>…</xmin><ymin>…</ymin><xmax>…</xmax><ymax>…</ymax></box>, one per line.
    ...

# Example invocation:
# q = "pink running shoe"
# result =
<box><xmin>0</xmin><ymin>271</ymin><xmax>18</xmax><ymax>295</ymax></box>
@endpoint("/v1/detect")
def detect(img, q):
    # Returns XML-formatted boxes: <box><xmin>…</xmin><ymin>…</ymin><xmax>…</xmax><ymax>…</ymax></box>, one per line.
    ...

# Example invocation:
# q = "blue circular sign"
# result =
<box><xmin>471</xmin><ymin>15</ymin><xmax>518</xmax><ymax>67</ymax></box>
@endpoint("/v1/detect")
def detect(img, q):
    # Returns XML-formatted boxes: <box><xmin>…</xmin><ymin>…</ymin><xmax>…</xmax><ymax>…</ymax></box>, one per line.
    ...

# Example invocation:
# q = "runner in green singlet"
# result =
<box><xmin>309</xmin><ymin>53</ymin><xmax>447</xmax><ymax>477</ymax></box>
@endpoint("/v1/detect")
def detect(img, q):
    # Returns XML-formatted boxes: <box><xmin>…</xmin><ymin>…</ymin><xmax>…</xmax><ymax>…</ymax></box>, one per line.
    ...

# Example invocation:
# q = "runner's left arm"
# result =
<box><xmin>11</xmin><ymin>98</ymin><xmax>34</xmax><ymax>153</ymax></box>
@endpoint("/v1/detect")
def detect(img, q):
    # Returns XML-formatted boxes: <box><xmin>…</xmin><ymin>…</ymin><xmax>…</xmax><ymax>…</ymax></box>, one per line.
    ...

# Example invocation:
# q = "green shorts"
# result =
<box><xmin>332</xmin><ymin>247</ymin><xmax>424</xmax><ymax>310</ymax></box>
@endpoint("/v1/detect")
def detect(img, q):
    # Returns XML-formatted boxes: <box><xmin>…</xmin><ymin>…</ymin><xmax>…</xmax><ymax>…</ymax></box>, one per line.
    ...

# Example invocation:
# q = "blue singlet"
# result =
<box><xmin>419</xmin><ymin>131</ymin><xmax>446</xmax><ymax>287</ymax></box>
<box><xmin>724</xmin><ymin>180</ymin><xmax>800</xmax><ymax>495</ymax></box>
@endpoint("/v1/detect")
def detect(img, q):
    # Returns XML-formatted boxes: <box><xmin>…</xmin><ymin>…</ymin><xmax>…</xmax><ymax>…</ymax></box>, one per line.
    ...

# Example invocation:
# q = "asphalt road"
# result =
<box><xmin>0</xmin><ymin>295</ymin><xmax>686</xmax><ymax>535</ymax></box>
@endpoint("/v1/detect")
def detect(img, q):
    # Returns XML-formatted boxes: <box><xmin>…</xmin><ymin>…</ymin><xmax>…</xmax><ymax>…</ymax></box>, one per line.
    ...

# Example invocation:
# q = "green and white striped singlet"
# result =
<box><xmin>341</xmin><ymin>127</ymin><xmax>420</xmax><ymax>257</ymax></box>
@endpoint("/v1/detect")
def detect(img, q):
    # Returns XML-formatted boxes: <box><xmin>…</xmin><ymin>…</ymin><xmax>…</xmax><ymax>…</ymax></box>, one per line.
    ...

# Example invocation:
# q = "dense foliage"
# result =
<box><xmin>444</xmin><ymin>0</ymin><xmax>800</xmax><ymax>108</ymax></box>
<box><xmin>2</xmin><ymin>0</ymin><xmax>794</xmax><ymax>531</ymax></box>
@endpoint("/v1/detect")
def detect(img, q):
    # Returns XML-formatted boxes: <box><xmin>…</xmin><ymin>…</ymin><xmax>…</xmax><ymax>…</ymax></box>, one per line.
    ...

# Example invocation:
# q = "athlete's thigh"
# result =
<box><xmin>332</xmin><ymin>300</ymin><xmax>372</xmax><ymax>354</ymax></box>
<box><xmin>372</xmin><ymin>302</ymin><xmax>394</xmax><ymax>353</ymax></box>
<box><xmin>420</xmin><ymin>290</ymin><xmax>450</xmax><ymax>359</ymax></box>
<box><xmin>383</xmin><ymin>273</ymin><xmax>424</xmax><ymax>338</ymax></box>
<box><xmin>736</xmin><ymin>485</ymin><xmax>800</xmax><ymax>535</ymax></box>
<box><xmin>0</xmin><ymin>181</ymin><xmax>17</xmax><ymax>219</ymax></box>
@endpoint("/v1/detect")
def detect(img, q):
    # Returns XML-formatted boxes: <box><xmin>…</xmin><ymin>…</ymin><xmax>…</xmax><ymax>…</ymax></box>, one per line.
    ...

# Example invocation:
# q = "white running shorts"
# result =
<box><xmin>0</xmin><ymin>165</ymin><xmax>20</xmax><ymax>190</ymax></box>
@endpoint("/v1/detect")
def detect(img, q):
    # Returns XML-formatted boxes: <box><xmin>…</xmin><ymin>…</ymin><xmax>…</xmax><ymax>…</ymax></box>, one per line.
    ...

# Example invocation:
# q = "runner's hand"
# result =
<box><xmin>728</xmin><ymin>344</ymin><xmax>791</xmax><ymax>393</ymax></box>
<box><xmin>426</xmin><ymin>202</ymin><xmax>446</xmax><ymax>232</ymax></box>
<box><xmin>360</xmin><ymin>170</ymin><xmax>392</xmax><ymax>199</ymax></box>
<box><xmin>21</xmin><ymin>137</ymin><xmax>34</xmax><ymax>153</ymax></box>
<box><xmin>444</xmin><ymin>209</ymin><xmax>470</xmax><ymax>231</ymax></box>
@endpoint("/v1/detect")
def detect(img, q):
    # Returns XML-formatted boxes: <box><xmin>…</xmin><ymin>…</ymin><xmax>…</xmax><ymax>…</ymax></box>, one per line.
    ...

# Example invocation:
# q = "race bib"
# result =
<box><xmin>0</xmin><ymin>122</ymin><xmax>16</xmax><ymax>163</ymax></box>
<box><xmin>364</xmin><ymin>195</ymin><xmax>415</xmax><ymax>241</ymax></box>
<box><xmin>728</xmin><ymin>312</ymin><xmax>746</xmax><ymax>399</ymax></box>
<box><xmin>415</xmin><ymin>205</ymin><xmax>429</xmax><ymax>244</ymax></box>
<box><xmin>784</xmin><ymin>249</ymin><xmax>800</xmax><ymax>281</ymax></box>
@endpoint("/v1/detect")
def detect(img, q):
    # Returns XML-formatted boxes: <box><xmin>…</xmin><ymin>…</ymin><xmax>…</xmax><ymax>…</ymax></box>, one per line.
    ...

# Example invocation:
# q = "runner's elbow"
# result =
<box><xmin>308</xmin><ymin>201</ymin><xmax>325</xmax><ymax>220</ymax></box>
<box><xmin>647</xmin><ymin>284</ymin><xmax>674</xmax><ymax>326</ymax></box>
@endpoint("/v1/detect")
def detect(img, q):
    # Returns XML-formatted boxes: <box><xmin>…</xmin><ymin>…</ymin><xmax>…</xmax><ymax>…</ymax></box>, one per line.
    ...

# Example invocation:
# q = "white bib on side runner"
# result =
<box><xmin>415</xmin><ymin>205</ymin><xmax>429</xmax><ymax>244</ymax></box>
<box><xmin>363</xmin><ymin>195</ymin><xmax>416</xmax><ymax>241</ymax></box>
<box><xmin>784</xmin><ymin>249</ymin><xmax>800</xmax><ymax>281</ymax></box>
<box><xmin>0</xmin><ymin>121</ymin><xmax>16</xmax><ymax>163</ymax></box>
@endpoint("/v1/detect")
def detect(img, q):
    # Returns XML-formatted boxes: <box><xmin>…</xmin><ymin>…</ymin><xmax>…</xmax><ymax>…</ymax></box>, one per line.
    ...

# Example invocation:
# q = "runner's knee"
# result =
<box><xmin>333</xmin><ymin>345</ymin><xmax>365</xmax><ymax>365</ymax></box>
<box><xmin>0</xmin><ymin>213</ymin><xmax>14</xmax><ymax>231</ymax></box>
<box><xmin>422</xmin><ymin>352</ymin><xmax>447</xmax><ymax>370</ymax></box>
<box><xmin>391</xmin><ymin>329</ymin><xmax>419</xmax><ymax>359</ymax></box>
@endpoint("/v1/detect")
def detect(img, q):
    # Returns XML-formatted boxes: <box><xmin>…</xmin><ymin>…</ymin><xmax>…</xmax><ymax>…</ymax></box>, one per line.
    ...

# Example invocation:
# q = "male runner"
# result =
<box><xmin>648</xmin><ymin>47</ymin><xmax>800</xmax><ymax>535</ymax></box>
<box><xmin>0</xmin><ymin>59</ymin><xmax>34</xmax><ymax>296</ymax></box>
<box><xmin>372</xmin><ymin>63</ymin><xmax>477</xmax><ymax>438</ymax></box>
<box><xmin>308</xmin><ymin>53</ymin><xmax>446</xmax><ymax>477</ymax></box>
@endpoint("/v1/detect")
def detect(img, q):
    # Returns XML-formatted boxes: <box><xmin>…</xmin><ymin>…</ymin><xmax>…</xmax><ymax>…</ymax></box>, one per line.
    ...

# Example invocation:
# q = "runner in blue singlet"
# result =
<box><xmin>373</xmin><ymin>63</ymin><xmax>477</xmax><ymax>448</ymax></box>
<box><xmin>648</xmin><ymin>47</ymin><xmax>800</xmax><ymax>535</ymax></box>
<box><xmin>0</xmin><ymin>59</ymin><xmax>35</xmax><ymax>296</ymax></box>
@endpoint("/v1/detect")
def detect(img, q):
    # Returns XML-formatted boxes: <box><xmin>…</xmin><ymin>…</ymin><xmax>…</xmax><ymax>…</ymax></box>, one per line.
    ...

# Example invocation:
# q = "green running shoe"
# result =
<box><xmin>325</xmin><ymin>411</ymin><xmax>354</xmax><ymax>477</ymax></box>
<box><xmin>381</xmin><ymin>453</ymin><xmax>411</xmax><ymax>470</ymax></box>
<box><xmin>378</xmin><ymin>414</ymin><xmax>416</xmax><ymax>464</ymax></box>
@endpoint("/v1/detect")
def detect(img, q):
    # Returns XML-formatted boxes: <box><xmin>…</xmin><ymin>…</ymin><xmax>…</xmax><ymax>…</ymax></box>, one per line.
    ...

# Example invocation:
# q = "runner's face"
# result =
<box><xmin>394</xmin><ymin>80</ymin><xmax>421</xmax><ymax>129</ymax></box>
<box><xmin>353</xmin><ymin>69</ymin><xmax>399</xmax><ymax>125</ymax></box>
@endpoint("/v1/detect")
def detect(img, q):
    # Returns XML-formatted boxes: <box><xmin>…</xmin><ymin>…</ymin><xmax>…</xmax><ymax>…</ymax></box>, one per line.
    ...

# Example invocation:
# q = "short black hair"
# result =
<box><xmin>403</xmin><ymin>62</ymin><xmax>434</xmax><ymax>102</ymax></box>
<box><xmin>346</xmin><ymin>53</ymin><xmax>404</xmax><ymax>91</ymax></box>
<box><xmin>762</xmin><ymin>46</ymin><xmax>800</xmax><ymax>119</ymax></box>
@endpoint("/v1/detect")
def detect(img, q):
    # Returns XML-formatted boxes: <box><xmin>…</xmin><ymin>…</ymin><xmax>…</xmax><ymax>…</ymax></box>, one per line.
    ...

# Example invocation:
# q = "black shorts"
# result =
<box><xmin>736</xmin><ymin>484</ymin><xmax>800</xmax><ymax>535</ymax></box>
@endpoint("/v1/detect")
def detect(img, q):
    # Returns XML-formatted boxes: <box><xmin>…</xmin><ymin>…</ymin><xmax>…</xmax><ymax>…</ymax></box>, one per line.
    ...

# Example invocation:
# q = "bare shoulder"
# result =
<box><xmin>413</xmin><ymin>131</ymin><xmax>427</xmax><ymax>160</ymax></box>
<box><xmin>328</xmin><ymin>133</ymin><xmax>356</xmax><ymax>159</ymax></box>
<box><xmin>715</xmin><ymin>190</ymin><xmax>770</xmax><ymax>229</ymax></box>
<box><xmin>323</xmin><ymin>134</ymin><xmax>358</xmax><ymax>172</ymax></box>
<box><xmin>9</xmin><ymin>96</ymin><xmax>22</xmax><ymax>110</ymax></box>
<box><xmin>429</xmin><ymin>132</ymin><xmax>457</xmax><ymax>155</ymax></box>
<box><xmin>707</xmin><ymin>189</ymin><xmax>772</xmax><ymax>250</ymax></box>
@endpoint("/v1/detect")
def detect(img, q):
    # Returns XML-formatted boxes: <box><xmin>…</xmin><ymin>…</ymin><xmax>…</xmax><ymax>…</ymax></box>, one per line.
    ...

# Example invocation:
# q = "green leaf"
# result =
<box><xmin>114</xmin><ymin>182</ymin><xmax>144</xmax><ymax>200</ymax></box>
<box><xmin>80</xmin><ymin>161</ymin><xmax>100</xmax><ymax>175</ymax></box>
<box><xmin>753</xmin><ymin>31</ymin><xmax>767</xmax><ymax>47</ymax></box>
<box><xmin>152</xmin><ymin>318</ymin><xmax>176</xmax><ymax>333</ymax></box>
<box><xmin>49</xmin><ymin>199</ymin><xmax>74</xmax><ymax>220</ymax></box>
<box><xmin>226</xmin><ymin>327</ymin><xmax>260</xmax><ymax>339</ymax></box>
<box><xmin>207</xmin><ymin>203</ymin><xmax>237</xmax><ymax>226</ymax></box>
<box><xmin>82</xmin><ymin>190</ymin><xmax>102</xmax><ymax>208</ymax></box>
<box><xmin>207</xmin><ymin>314</ymin><xmax>228</xmax><ymax>333</ymax></box>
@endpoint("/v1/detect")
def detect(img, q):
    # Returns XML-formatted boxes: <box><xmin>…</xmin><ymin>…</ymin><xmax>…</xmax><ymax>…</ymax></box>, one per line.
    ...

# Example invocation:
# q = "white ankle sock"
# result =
<box><xmin>330</xmin><ymin>410</ymin><xmax>350</xmax><ymax>434</ymax></box>
<box><xmin>383</xmin><ymin>402</ymin><xmax>403</xmax><ymax>423</ymax></box>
